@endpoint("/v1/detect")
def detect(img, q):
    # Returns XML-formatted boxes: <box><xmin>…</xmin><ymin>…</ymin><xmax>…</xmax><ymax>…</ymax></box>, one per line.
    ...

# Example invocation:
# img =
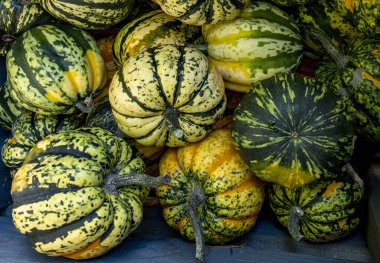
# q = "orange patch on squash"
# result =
<box><xmin>341</xmin><ymin>0</ymin><xmax>355</xmax><ymax>13</ymax></box>
<box><xmin>362</xmin><ymin>71</ymin><xmax>380</xmax><ymax>89</ymax></box>
<box><xmin>11</xmin><ymin>167</ymin><xmax>28</xmax><ymax>193</ymax></box>
<box><xmin>322</xmin><ymin>181</ymin><xmax>344</xmax><ymax>198</ymax></box>
<box><xmin>9</xmin><ymin>137</ymin><xmax>17</xmax><ymax>145</ymax></box>
<box><xmin>64</xmin><ymin>239</ymin><xmax>103</xmax><ymax>260</ymax></box>
<box><xmin>207</xmin><ymin>146</ymin><xmax>236</xmax><ymax>176</ymax></box>
<box><xmin>219</xmin><ymin>178</ymin><xmax>256</xmax><ymax>197</ymax></box>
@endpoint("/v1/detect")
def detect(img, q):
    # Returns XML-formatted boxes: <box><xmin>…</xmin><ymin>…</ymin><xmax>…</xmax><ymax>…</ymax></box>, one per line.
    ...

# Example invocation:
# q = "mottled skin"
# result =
<box><xmin>0</xmin><ymin>81</ymin><xmax>25</xmax><ymax>130</ymax></box>
<box><xmin>156</xmin><ymin>129</ymin><xmax>265</xmax><ymax>244</ymax></box>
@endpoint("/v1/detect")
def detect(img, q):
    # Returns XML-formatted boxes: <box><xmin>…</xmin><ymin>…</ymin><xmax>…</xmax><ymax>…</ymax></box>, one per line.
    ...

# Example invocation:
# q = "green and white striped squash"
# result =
<box><xmin>268</xmin><ymin>164</ymin><xmax>364</xmax><ymax>242</ymax></box>
<box><xmin>6</xmin><ymin>24</ymin><xmax>107</xmax><ymax>116</ymax></box>
<box><xmin>112</xmin><ymin>9</ymin><xmax>203</xmax><ymax>68</ymax></box>
<box><xmin>0</xmin><ymin>81</ymin><xmax>25</xmax><ymax>130</ymax></box>
<box><xmin>2</xmin><ymin>110</ymin><xmax>84</xmax><ymax>175</ymax></box>
<box><xmin>0</xmin><ymin>0</ymin><xmax>52</xmax><ymax>56</ymax></box>
<box><xmin>231</xmin><ymin>74</ymin><xmax>354</xmax><ymax>188</ymax></box>
<box><xmin>203</xmin><ymin>1</ymin><xmax>303</xmax><ymax>92</ymax></box>
<box><xmin>11</xmin><ymin>127</ymin><xmax>150</xmax><ymax>259</ymax></box>
<box><xmin>38</xmin><ymin>0</ymin><xmax>134</xmax><ymax>30</ymax></box>
<box><xmin>109</xmin><ymin>44</ymin><xmax>227</xmax><ymax>147</ymax></box>
<box><xmin>153</xmin><ymin>0</ymin><xmax>249</xmax><ymax>26</ymax></box>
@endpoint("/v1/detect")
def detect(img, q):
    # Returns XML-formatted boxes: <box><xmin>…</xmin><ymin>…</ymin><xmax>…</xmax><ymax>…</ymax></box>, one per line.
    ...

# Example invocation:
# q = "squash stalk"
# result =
<box><xmin>76</xmin><ymin>97</ymin><xmax>94</xmax><ymax>113</ymax></box>
<box><xmin>164</xmin><ymin>107</ymin><xmax>184</xmax><ymax>139</ymax></box>
<box><xmin>288</xmin><ymin>206</ymin><xmax>304</xmax><ymax>242</ymax></box>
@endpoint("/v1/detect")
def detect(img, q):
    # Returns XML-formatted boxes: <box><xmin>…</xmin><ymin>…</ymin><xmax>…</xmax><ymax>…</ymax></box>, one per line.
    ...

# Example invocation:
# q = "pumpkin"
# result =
<box><xmin>0</xmin><ymin>0</ymin><xmax>52</xmax><ymax>55</ymax></box>
<box><xmin>2</xmin><ymin>110</ymin><xmax>84</xmax><ymax>175</ymax></box>
<box><xmin>109</xmin><ymin>44</ymin><xmax>227</xmax><ymax>147</ymax></box>
<box><xmin>155</xmin><ymin>128</ymin><xmax>265</xmax><ymax>261</ymax></box>
<box><xmin>231</xmin><ymin>74</ymin><xmax>354</xmax><ymax>188</ymax></box>
<box><xmin>38</xmin><ymin>0</ymin><xmax>134</xmax><ymax>30</ymax></box>
<box><xmin>0</xmin><ymin>81</ymin><xmax>25</xmax><ymax>130</ymax></box>
<box><xmin>6</xmin><ymin>24</ymin><xmax>107</xmax><ymax>115</ymax></box>
<box><xmin>313</xmin><ymin>29</ymin><xmax>380</xmax><ymax>141</ymax></box>
<box><xmin>268</xmin><ymin>164</ymin><xmax>364</xmax><ymax>242</ymax></box>
<box><xmin>153</xmin><ymin>0</ymin><xmax>249</xmax><ymax>26</ymax></box>
<box><xmin>112</xmin><ymin>9</ymin><xmax>203</xmax><ymax>68</ymax></box>
<box><xmin>203</xmin><ymin>1</ymin><xmax>303</xmax><ymax>92</ymax></box>
<box><xmin>11</xmin><ymin>127</ymin><xmax>168</xmax><ymax>259</ymax></box>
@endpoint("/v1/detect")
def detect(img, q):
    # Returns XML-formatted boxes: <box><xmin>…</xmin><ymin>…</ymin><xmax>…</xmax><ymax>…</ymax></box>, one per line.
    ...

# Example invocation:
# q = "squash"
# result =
<box><xmin>2</xmin><ymin>110</ymin><xmax>84</xmax><ymax>175</ymax></box>
<box><xmin>6</xmin><ymin>24</ymin><xmax>107</xmax><ymax>115</ymax></box>
<box><xmin>155</xmin><ymin>128</ymin><xmax>265</xmax><ymax>261</ymax></box>
<box><xmin>0</xmin><ymin>0</ymin><xmax>52</xmax><ymax>55</ymax></box>
<box><xmin>38</xmin><ymin>0</ymin><xmax>135</xmax><ymax>30</ymax></box>
<box><xmin>203</xmin><ymin>1</ymin><xmax>303</xmax><ymax>92</ymax></box>
<box><xmin>153</xmin><ymin>0</ymin><xmax>249</xmax><ymax>26</ymax></box>
<box><xmin>231</xmin><ymin>74</ymin><xmax>354</xmax><ymax>188</ymax></box>
<box><xmin>109</xmin><ymin>44</ymin><xmax>227</xmax><ymax>147</ymax></box>
<box><xmin>268</xmin><ymin>164</ymin><xmax>364</xmax><ymax>242</ymax></box>
<box><xmin>0</xmin><ymin>81</ymin><xmax>25</xmax><ymax>130</ymax></box>
<box><xmin>270</xmin><ymin>0</ymin><xmax>314</xmax><ymax>6</ymax></box>
<box><xmin>11</xmin><ymin>127</ymin><xmax>168</xmax><ymax>259</ymax></box>
<box><xmin>112</xmin><ymin>9</ymin><xmax>203</xmax><ymax>68</ymax></box>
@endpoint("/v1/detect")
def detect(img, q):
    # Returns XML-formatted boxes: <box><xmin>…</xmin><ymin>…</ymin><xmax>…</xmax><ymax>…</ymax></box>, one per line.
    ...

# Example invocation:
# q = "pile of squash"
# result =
<box><xmin>0</xmin><ymin>0</ymin><xmax>378</xmax><ymax>261</ymax></box>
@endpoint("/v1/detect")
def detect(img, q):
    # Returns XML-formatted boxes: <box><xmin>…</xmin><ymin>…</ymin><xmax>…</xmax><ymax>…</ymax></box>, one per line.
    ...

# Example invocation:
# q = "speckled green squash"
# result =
<box><xmin>231</xmin><ymin>74</ymin><xmax>354</xmax><ymax>188</ymax></box>
<box><xmin>153</xmin><ymin>0</ymin><xmax>249</xmax><ymax>26</ymax></box>
<box><xmin>156</xmin><ymin>129</ymin><xmax>265</xmax><ymax>244</ymax></box>
<box><xmin>38</xmin><ymin>0</ymin><xmax>135</xmax><ymax>30</ymax></box>
<box><xmin>268</xmin><ymin>166</ymin><xmax>364</xmax><ymax>242</ymax></box>
<box><xmin>11</xmin><ymin>127</ymin><xmax>149</xmax><ymax>259</ymax></box>
<box><xmin>0</xmin><ymin>0</ymin><xmax>52</xmax><ymax>55</ymax></box>
<box><xmin>270</xmin><ymin>0</ymin><xmax>314</xmax><ymax>6</ymax></box>
<box><xmin>112</xmin><ymin>9</ymin><xmax>203</xmax><ymax>68</ymax></box>
<box><xmin>6</xmin><ymin>24</ymin><xmax>107</xmax><ymax>115</ymax></box>
<box><xmin>203</xmin><ymin>1</ymin><xmax>303</xmax><ymax>92</ymax></box>
<box><xmin>316</xmin><ymin>37</ymin><xmax>380</xmax><ymax>141</ymax></box>
<box><xmin>0</xmin><ymin>81</ymin><xmax>25</xmax><ymax>130</ymax></box>
<box><xmin>2</xmin><ymin>111</ymin><xmax>84</xmax><ymax>175</ymax></box>
<box><xmin>109</xmin><ymin>44</ymin><xmax>227</xmax><ymax>147</ymax></box>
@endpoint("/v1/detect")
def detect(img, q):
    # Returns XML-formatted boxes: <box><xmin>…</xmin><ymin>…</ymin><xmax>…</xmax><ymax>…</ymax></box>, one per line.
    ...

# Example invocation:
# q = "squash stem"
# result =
<box><xmin>188</xmin><ymin>185</ymin><xmax>206</xmax><ymax>262</ymax></box>
<box><xmin>288</xmin><ymin>206</ymin><xmax>304</xmax><ymax>242</ymax></box>
<box><xmin>181</xmin><ymin>42</ymin><xmax>208</xmax><ymax>52</ymax></box>
<box><xmin>342</xmin><ymin>163</ymin><xmax>364</xmax><ymax>189</ymax></box>
<box><xmin>104</xmin><ymin>173</ymin><xmax>171</xmax><ymax>195</ymax></box>
<box><xmin>308</xmin><ymin>27</ymin><xmax>350</xmax><ymax>69</ymax></box>
<box><xmin>76</xmin><ymin>97</ymin><xmax>94</xmax><ymax>113</ymax></box>
<box><xmin>164</xmin><ymin>107</ymin><xmax>183</xmax><ymax>139</ymax></box>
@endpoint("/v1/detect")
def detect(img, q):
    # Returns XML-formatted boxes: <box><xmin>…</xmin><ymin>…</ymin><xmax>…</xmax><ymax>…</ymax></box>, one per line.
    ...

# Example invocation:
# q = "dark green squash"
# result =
<box><xmin>231</xmin><ymin>74</ymin><xmax>354</xmax><ymax>188</ymax></box>
<box><xmin>0</xmin><ymin>81</ymin><xmax>25</xmax><ymax>130</ymax></box>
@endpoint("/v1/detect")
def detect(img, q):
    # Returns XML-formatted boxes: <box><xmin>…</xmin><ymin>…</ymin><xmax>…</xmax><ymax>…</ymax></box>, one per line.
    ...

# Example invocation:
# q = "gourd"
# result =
<box><xmin>11</xmin><ymin>127</ymin><xmax>169</xmax><ymax>259</ymax></box>
<box><xmin>270</xmin><ymin>0</ymin><xmax>314</xmax><ymax>6</ymax></box>
<box><xmin>231</xmin><ymin>74</ymin><xmax>354</xmax><ymax>188</ymax></box>
<box><xmin>113</xmin><ymin>9</ymin><xmax>203</xmax><ymax>68</ymax></box>
<box><xmin>6</xmin><ymin>24</ymin><xmax>107</xmax><ymax>116</ymax></box>
<box><xmin>268</xmin><ymin>164</ymin><xmax>364</xmax><ymax>242</ymax></box>
<box><xmin>153</xmin><ymin>0</ymin><xmax>249</xmax><ymax>26</ymax></box>
<box><xmin>203</xmin><ymin>1</ymin><xmax>303</xmax><ymax>92</ymax></box>
<box><xmin>0</xmin><ymin>81</ymin><xmax>25</xmax><ymax>130</ymax></box>
<box><xmin>38</xmin><ymin>0</ymin><xmax>135</xmax><ymax>30</ymax></box>
<box><xmin>109</xmin><ymin>44</ymin><xmax>227</xmax><ymax>147</ymax></box>
<box><xmin>155</xmin><ymin>129</ymin><xmax>265</xmax><ymax>261</ymax></box>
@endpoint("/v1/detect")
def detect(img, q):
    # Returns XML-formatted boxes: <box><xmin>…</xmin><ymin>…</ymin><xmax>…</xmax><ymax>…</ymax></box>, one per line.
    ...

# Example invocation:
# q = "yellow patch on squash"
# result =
<box><xmin>362</xmin><ymin>71</ymin><xmax>380</xmax><ymax>89</ymax></box>
<box><xmin>341</xmin><ymin>0</ymin><xmax>355</xmax><ymax>13</ymax></box>
<box><xmin>338</xmin><ymin>218</ymin><xmax>348</xmax><ymax>229</ymax></box>
<box><xmin>45</xmin><ymin>90</ymin><xmax>66</xmax><ymax>103</ymax></box>
<box><xmin>64</xmin><ymin>239</ymin><xmax>103</xmax><ymax>259</ymax></box>
<box><xmin>323</xmin><ymin>181</ymin><xmax>344</xmax><ymax>198</ymax></box>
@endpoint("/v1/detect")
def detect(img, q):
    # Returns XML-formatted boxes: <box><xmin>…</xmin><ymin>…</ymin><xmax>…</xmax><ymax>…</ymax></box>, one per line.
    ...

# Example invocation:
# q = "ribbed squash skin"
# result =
<box><xmin>153</xmin><ymin>0</ymin><xmax>249</xmax><ymax>26</ymax></box>
<box><xmin>203</xmin><ymin>1</ymin><xmax>303</xmax><ymax>92</ymax></box>
<box><xmin>109</xmin><ymin>44</ymin><xmax>227</xmax><ymax>147</ymax></box>
<box><xmin>0</xmin><ymin>0</ymin><xmax>52</xmax><ymax>55</ymax></box>
<box><xmin>6</xmin><ymin>24</ymin><xmax>107</xmax><ymax>115</ymax></box>
<box><xmin>231</xmin><ymin>74</ymin><xmax>354</xmax><ymax>188</ymax></box>
<box><xmin>316</xmin><ymin>38</ymin><xmax>380</xmax><ymax>141</ymax></box>
<box><xmin>38</xmin><ymin>0</ymin><xmax>135</xmax><ymax>30</ymax></box>
<box><xmin>11</xmin><ymin>127</ymin><xmax>149</xmax><ymax>259</ymax></box>
<box><xmin>268</xmin><ymin>173</ymin><xmax>364</xmax><ymax>242</ymax></box>
<box><xmin>270</xmin><ymin>0</ymin><xmax>314</xmax><ymax>6</ymax></box>
<box><xmin>113</xmin><ymin>9</ymin><xmax>203</xmax><ymax>68</ymax></box>
<box><xmin>0</xmin><ymin>81</ymin><xmax>25</xmax><ymax>130</ymax></box>
<box><xmin>156</xmin><ymin>129</ymin><xmax>265</xmax><ymax>244</ymax></box>
<box><xmin>2</xmin><ymin>111</ymin><xmax>84</xmax><ymax>174</ymax></box>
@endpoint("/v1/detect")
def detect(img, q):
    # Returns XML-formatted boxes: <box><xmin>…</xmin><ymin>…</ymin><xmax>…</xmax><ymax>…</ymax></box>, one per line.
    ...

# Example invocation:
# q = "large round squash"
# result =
<box><xmin>156</xmin><ymin>128</ymin><xmax>265</xmax><ymax>260</ymax></box>
<box><xmin>231</xmin><ymin>74</ymin><xmax>354</xmax><ymax>188</ymax></box>
<box><xmin>6</xmin><ymin>24</ymin><xmax>107</xmax><ymax>116</ymax></box>
<box><xmin>11</xmin><ymin>127</ymin><xmax>152</xmax><ymax>259</ymax></box>
<box><xmin>153</xmin><ymin>0</ymin><xmax>249</xmax><ymax>26</ymax></box>
<box><xmin>203</xmin><ymin>1</ymin><xmax>303</xmax><ymax>92</ymax></box>
<box><xmin>109</xmin><ymin>44</ymin><xmax>227</xmax><ymax>147</ymax></box>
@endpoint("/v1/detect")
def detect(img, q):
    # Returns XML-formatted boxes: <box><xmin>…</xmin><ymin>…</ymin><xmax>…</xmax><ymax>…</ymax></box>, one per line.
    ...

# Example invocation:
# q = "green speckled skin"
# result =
<box><xmin>1</xmin><ymin>110</ymin><xmax>83</xmax><ymax>174</ymax></box>
<box><xmin>0</xmin><ymin>81</ymin><xmax>26</xmax><ymax>130</ymax></box>
<box><xmin>316</xmin><ymin>37</ymin><xmax>380</xmax><ymax>141</ymax></box>
<box><xmin>231</xmin><ymin>74</ymin><xmax>354</xmax><ymax>188</ymax></box>
<box><xmin>268</xmin><ymin>172</ymin><xmax>364</xmax><ymax>242</ymax></box>
<box><xmin>270</xmin><ymin>0</ymin><xmax>313</xmax><ymax>6</ymax></box>
<box><xmin>156</xmin><ymin>129</ymin><xmax>265</xmax><ymax>244</ymax></box>
<box><xmin>11</xmin><ymin>127</ymin><xmax>149</xmax><ymax>259</ymax></box>
<box><xmin>38</xmin><ymin>0</ymin><xmax>135</xmax><ymax>30</ymax></box>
